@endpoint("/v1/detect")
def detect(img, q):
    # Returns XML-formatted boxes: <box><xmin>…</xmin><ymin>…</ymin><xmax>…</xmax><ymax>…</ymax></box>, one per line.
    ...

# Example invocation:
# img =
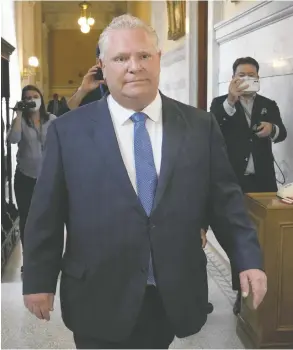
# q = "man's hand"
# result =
<box><xmin>256</xmin><ymin>122</ymin><xmax>273</xmax><ymax>138</ymax></box>
<box><xmin>200</xmin><ymin>229</ymin><xmax>207</xmax><ymax>248</ymax></box>
<box><xmin>239</xmin><ymin>269</ymin><xmax>267</xmax><ymax>309</ymax></box>
<box><xmin>227</xmin><ymin>77</ymin><xmax>249</xmax><ymax>106</ymax></box>
<box><xmin>80</xmin><ymin>64</ymin><xmax>105</xmax><ymax>94</ymax></box>
<box><xmin>24</xmin><ymin>293</ymin><xmax>55</xmax><ymax>321</ymax></box>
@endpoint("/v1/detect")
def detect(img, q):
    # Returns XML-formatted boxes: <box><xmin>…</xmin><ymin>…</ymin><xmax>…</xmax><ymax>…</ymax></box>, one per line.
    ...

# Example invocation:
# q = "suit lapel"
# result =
<box><xmin>89</xmin><ymin>94</ymin><xmax>186</xmax><ymax>216</ymax></box>
<box><xmin>235</xmin><ymin>100</ymin><xmax>250</xmax><ymax>130</ymax></box>
<box><xmin>89</xmin><ymin>97</ymin><xmax>146</xmax><ymax>217</ymax></box>
<box><xmin>152</xmin><ymin>94</ymin><xmax>186</xmax><ymax>213</ymax></box>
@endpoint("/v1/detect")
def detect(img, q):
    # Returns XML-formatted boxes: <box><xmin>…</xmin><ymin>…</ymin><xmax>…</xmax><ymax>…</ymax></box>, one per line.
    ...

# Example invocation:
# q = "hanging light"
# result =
<box><xmin>87</xmin><ymin>17</ymin><xmax>95</xmax><ymax>26</ymax></box>
<box><xmin>78</xmin><ymin>16</ymin><xmax>87</xmax><ymax>26</ymax></box>
<box><xmin>28</xmin><ymin>56</ymin><xmax>39</xmax><ymax>68</ymax></box>
<box><xmin>80</xmin><ymin>24</ymin><xmax>90</xmax><ymax>34</ymax></box>
<box><xmin>77</xmin><ymin>1</ymin><xmax>95</xmax><ymax>33</ymax></box>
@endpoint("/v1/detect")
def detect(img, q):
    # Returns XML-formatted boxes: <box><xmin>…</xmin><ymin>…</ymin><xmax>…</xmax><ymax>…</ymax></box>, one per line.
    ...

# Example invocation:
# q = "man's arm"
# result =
<box><xmin>210</xmin><ymin>97</ymin><xmax>232</xmax><ymax>127</ymax></box>
<box><xmin>208</xmin><ymin>113</ymin><xmax>267</xmax><ymax>307</ymax></box>
<box><xmin>268</xmin><ymin>101</ymin><xmax>287</xmax><ymax>143</ymax></box>
<box><xmin>67</xmin><ymin>88</ymin><xmax>89</xmax><ymax>110</ymax></box>
<box><xmin>208</xmin><ymin>113</ymin><xmax>262</xmax><ymax>271</ymax></box>
<box><xmin>67</xmin><ymin>64</ymin><xmax>103</xmax><ymax>110</ymax></box>
<box><xmin>23</xmin><ymin>122</ymin><xmax>67</xmax><ymax>295</ymax></box>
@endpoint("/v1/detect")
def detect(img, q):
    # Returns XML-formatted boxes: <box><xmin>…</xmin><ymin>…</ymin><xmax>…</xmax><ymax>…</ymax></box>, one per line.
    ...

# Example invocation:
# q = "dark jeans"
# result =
<box><xmin>74</xmin><ymin>286</ymin><xmax>175</xmax><ymax>349</ymax></box>
<box><xmin>14</xmin><ymin>169</ymin><xmax>37</xmax><ymax>247</ymax></box>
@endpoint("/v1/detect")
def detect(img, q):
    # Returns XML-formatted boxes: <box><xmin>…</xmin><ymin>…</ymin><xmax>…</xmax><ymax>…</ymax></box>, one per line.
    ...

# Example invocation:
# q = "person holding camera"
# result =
<box><xmin>67</xmin><ymin>45</ymin><xmax>108</xmax><ymax>110</ymax></box>
<box><xmin>210</xmin><ymin>57</ymin><xmax>287</xmax><ymax>315</ymax></box>
<box><xmin>7</xmin><ymin>85</ymin><xmax>56</xmax><ymax>272</ymax></box>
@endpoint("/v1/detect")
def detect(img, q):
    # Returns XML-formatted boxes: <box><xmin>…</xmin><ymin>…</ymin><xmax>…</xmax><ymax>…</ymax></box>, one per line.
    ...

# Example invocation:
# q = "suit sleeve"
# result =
<box><xmin>210</xmin><ymin>97</ymin><xmax>232</xmax><ymax>127</ymax></box>
<box><xmin>23</xmin><ymin>122</ymin><xmax>67</xmax><ymax>295</ymax></box>
<box><xmin>208</xmin><ymin>113</ymin><xmax>262</xmax><ymax>272</ymax></box>
<box><xmin>268</xmin><ymin>101</ymin><xmax>287</xmax><ymax>143</ymax></box>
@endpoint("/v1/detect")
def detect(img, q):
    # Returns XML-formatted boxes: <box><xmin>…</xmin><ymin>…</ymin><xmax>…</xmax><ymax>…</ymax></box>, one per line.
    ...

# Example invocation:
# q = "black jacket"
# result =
<box><xmin>210</xmin><ymin>94</ymin><xmax>287</xmax><ymax>192</ymax></box>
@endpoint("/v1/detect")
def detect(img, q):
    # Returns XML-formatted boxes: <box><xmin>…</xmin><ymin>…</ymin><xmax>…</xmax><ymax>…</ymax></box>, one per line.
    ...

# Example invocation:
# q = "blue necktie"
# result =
<box><xmin>131</xmin><ymin>112</ymin><xmax>157</xmax><ymax>285</ymax></box>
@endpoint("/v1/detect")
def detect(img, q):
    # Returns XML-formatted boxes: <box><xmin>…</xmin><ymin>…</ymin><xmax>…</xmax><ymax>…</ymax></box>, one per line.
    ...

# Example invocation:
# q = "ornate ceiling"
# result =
<box><xmin>41</xmin><ymin>1</ymin><xmax>128</xmax><ymax>30</ymax></box>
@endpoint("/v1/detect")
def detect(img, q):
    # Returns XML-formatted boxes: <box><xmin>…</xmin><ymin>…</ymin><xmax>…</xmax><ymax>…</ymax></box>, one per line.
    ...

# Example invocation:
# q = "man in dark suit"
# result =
<box><xmin>210</xmin><ymin>57</ymin><xmax>287</xmax><ymax>314</ymax></box>
<box><xmin>47</xmin><ymin>93</ymin><xmax>61</xmax><ymax>116</ymax></box>
<box><xmin>23</xmin><ymin>16</ymin><xmax>267</xmax><ymax>349</ymax></box>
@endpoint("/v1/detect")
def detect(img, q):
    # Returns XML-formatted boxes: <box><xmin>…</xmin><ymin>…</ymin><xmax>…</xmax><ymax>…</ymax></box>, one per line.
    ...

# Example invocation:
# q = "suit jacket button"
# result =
<box><xmin>245</xmin><ymin>158</ymin><xmax>248</xmax><ymax>161</ymax></box>
<box><xmin>223</xmin><ymin>118</ymin><xmax>226</xmax><ymax>121</ymax></box>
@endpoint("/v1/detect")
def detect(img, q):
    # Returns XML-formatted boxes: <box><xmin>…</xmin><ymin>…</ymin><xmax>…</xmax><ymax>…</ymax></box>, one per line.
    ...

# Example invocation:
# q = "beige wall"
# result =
<box><xmin>48</xmin><ymin>29</ymin><xmax>101</xmax><ymax>98</ymax></box>
<box><xmin>151</xmin><ymin>0</ymin><xmax>185</xmax><ymax>54</ymax></box>
<box><xmin>14</xmin><ymin>1</ymin><xmax>43</xmax><ymax>89</ymax></box>
<box><xmin>127</xmin><ymin>0</ymin><xmax>151</xmax><ymax>24</ymax></box>
<box><xmin>220</xmin><ymin>0</ymin><xmax>260</xmax><ymax>23</ymax></box>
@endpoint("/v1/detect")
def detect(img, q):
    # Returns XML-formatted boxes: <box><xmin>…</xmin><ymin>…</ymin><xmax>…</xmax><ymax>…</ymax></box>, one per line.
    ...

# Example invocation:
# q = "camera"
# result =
<box><xmin>252</xmin><ymin>121</ymin><xmax>263</xmax><ymax>133</ymax></box>
<box><xmin>13</xmin><ymin>100</ymin><xmax>36</xmax><ymax>111</ymax></box>
<box><xmin>239</xmin><ymin>77</ymin><xmax>260</xmax><ymax>93</ymax></box>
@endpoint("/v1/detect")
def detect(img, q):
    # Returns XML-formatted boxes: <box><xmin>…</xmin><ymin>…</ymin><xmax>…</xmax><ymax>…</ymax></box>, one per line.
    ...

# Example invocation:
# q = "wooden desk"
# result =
<box><xmin>237</xmin><ymin>193</ymin><xmax>293</xmax><ymax>348</ymax></box>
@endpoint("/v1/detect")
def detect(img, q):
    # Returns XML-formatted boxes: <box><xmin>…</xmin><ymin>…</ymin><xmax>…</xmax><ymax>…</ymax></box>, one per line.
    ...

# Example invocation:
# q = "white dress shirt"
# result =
<box><xmin>223</xmin><ymin>97</ymin><xmax>279</xmax><ymax>175</ymax></box>
<box><xmin>107</xmin><ymin>92</ymin><xmax>163</xmax><ymax>193</ymax></box>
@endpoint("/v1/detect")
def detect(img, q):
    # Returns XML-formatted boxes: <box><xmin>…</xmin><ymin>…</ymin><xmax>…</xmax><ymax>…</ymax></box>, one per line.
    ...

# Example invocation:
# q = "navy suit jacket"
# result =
<box><xmin>23</xmin><ymin>93</ymin><xmax>262</xmax><ymax>341</ymax></box>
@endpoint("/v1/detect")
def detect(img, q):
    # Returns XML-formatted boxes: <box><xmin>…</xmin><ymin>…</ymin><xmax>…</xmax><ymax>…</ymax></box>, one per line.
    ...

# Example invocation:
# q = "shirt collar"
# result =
<box><xmin>240</xmin><ymin>93</ymin><xmax>256</xmax><ymax>103</ymax></box>
<box><xmin>107</xmin><ymin>91</ymin><xmax>162</xmax><ymax>126</ymax></box>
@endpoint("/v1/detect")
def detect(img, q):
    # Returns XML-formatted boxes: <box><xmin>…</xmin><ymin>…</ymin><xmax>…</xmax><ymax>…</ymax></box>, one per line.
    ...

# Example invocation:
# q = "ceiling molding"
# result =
<box><xmin>215</xmin><ymin>1</ymin><xmax>293</xmax><ymax>44</ymax></box>
<box><xmin>1</xmin><ymin>38</ymin><xmax>15</xmax><ymax>61</ymax></box>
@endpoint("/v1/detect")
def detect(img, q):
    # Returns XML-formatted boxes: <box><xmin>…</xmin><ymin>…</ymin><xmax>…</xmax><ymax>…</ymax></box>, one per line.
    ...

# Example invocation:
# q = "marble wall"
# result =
<box><xmin>209</xmin><ymin>1</ymin><xmax>293</xmax><ymax>184</ymax></box>
<box><xmin>151</xmin><ymin>1</ymin><xmax>198</xmax><ymax>107</ymax></box>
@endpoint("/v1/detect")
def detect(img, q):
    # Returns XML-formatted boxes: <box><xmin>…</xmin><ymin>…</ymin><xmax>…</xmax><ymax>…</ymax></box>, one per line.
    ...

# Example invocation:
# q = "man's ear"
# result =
<box><xmin>99</xmin><ymin>58</ymin><xmax>104</xmax><ymax>68</ymax></box>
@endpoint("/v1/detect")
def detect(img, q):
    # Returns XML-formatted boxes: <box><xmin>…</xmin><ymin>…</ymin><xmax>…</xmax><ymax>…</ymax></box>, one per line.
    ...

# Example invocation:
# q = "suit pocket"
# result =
<box><xmin>61</xmin><ymin>258</ymin><xmax>86</xmax><ymax>279</ymax></box>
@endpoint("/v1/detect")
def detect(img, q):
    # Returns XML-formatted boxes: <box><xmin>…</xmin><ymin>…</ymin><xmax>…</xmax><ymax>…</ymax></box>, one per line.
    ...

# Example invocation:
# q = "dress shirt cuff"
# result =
<box><xmin>223</xmin><ymin>99</ymin><xmax>237</xmax><ymax>117</ymax></box>
<box><xmin>271</xmin><ymin>125</ymin><xmax>280</xmax><ymax>142</ymax></box>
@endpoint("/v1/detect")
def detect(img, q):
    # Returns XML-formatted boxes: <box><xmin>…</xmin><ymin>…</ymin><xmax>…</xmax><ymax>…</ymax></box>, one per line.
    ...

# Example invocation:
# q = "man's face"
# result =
<box><xmin>101</xmin><ymin>28</ymin><xmax>161</xmax><ymax>108</ymax></box>
<box><xmin>234</xmin><ymin>64</ymin><xmax>258</xmax><ymax>79</ymax></box>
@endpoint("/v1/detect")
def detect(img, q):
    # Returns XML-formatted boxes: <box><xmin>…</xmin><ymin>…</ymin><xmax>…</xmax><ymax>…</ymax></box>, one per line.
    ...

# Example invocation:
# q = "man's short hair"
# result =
<box><xmin>96</xmin><ymin>45</ymin><xmax>100</xmax><ymax>58</ymax></box>
<box><xmin>233</xmin><ymin>57</ymin><xmax>259</xmax><ymax>75</ymax></box>
<box><xmin>98</xmin><ymin>14</ymin><xmax>159</xmax><ymax>60</ymax></box>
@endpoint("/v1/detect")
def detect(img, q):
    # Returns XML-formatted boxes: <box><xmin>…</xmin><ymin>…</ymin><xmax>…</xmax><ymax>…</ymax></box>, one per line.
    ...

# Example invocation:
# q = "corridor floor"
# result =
<box><xmin>1</xmin><ymin>242</ymin><xmax>244</xmax><ymax>349</ymax></box>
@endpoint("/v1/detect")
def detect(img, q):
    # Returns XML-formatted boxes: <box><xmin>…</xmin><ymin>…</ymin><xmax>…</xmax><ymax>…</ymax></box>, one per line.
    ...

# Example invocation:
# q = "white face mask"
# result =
<box><xmin>30</xmin><ymin>98</ymin><xmax>42</xmax><ymax>111</ymax></box>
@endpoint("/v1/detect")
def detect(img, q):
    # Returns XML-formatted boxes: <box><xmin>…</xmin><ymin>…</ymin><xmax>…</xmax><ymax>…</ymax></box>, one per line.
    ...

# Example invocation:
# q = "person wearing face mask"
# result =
<box><xmin>210</xmin><ymin>57</ymin><xmax>287</xmax><ymax>315</ymax></box>
<box><xmin>7</xmin><ymin>85</ymin><xmax>56</xmax><ymax>273</ymax></box>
